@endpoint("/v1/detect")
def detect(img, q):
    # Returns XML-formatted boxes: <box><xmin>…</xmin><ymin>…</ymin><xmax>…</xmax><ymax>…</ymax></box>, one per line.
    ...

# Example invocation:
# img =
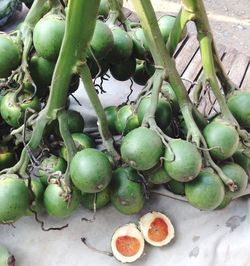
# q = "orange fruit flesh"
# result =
<box><xmin>116</xmin><ymin>235</ymin><xmax>140</xmax><ymax>257</ymax></box>
<box><xmin>148</xmin><ymin>217</ymin><xmax>168</xmax><ymax>242</ymax></box>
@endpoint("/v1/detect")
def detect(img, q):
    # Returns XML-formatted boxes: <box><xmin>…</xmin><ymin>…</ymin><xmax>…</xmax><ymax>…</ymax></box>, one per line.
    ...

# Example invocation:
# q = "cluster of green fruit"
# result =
<box><xmin>0</xmin><ymin>0</ymin><xmax>249</xmax><ymax>234</ymax></box>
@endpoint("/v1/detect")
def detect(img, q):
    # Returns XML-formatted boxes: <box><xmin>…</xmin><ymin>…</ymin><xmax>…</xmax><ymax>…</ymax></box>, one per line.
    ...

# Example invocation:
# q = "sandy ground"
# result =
<box><xmin>125</xmin><ymin>0</ymin><xmax>250</xmax><ymax>55</ymax></box>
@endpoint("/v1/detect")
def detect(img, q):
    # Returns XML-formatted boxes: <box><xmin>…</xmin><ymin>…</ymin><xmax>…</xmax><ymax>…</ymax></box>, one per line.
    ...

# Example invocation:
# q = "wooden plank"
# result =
<box><xmin>241</xmin><ymin>64</ymin><xmax>250</xmax><ymax>91</ymax></box>
<box><xmin>173</xmin><ymin>34</ymin><xmax>190</xmax><ymax>59</ymax></box>
<box><xmin>182</xmin><ymin>48</ymin><xmax>202</xmax><ymax>95</ymax></box>
<box><xmin>175</xmin><ymin>35</ymin><xmax>199</xmax><ymax>75</ymax></box>
<box><xmin>228</xmin><ymin>53</ymin><xmax>250</xmax><ymax>86</ymax></box>
<box><xmin>221</xmin><ymin>49</ymin><xmax>238</xmax><ymax>74</ymax></box>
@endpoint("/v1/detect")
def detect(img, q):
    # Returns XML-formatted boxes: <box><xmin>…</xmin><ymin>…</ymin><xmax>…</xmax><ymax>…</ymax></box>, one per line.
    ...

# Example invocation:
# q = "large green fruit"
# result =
<box><xmin>129</xmin><ymin>29</ymin><xmax>147</xmax><ymax>60</ymax></box>
<box><xmin>227</xmin><ymin>91</ymin><xmax>250</xmax><ymax>129</ymax></box>
<box><xmin>0</xmin><ymin>91</ymin><xmax>41</xmax><ymax>128</ymax></box>
<box><xmin>66</xmin><ymin>110</ymin><xmax>85</xmax><ymax>133</ymax></box>
<box><xmin>115</xmin><ymin>105</ymin><xmax>140</xmax><ymax>135</ymax></box>
<box><xmin>33</xmin><ymin>15</ymin><xmax>65</xmax><ymax>61</ymax></box>
<box><xmin>121</xmin><ymin>127</ymin><xmax>164</xmax><ymax>171</ymax></box>
<box><xmin>43</xmin><ymin>184</ymin><xmax>80</xmax><ymax>218</ymax></box>
<box><xmin>164</xmin><ymin>139</ymin><xmax>202</xmax><ymax>182</ymax></box>
<box><xmin>132</xmin><ymin>61</ymin><xmax>154</xmax><ymax>86</ymax></box>
<box><xmin>203</xmin><ymin>119</ymin><xmax>239</xmax><ymax>160</ymax></box>
<box><xmin>158</xmin><ymin>15</ymin><xmax>187</xmax><ymax>43</ymax></box>
<box><xmin>110</xmin><ymin>56</ymin><xmax>136</xmax><ymax>81</ymax></box>
<box><xmin>108</xmin><ymin>27</ymin><xmax>133</xmax><ymax>63</ymax></box>
<box><xmin>110</xmin><ymin>167</ymin><xmax>144</xmax><ymax>215</ymax></box>
<box><xmin>80</xmin><ymin>187</ymin><xmax>110</xmax><ymax>210</ymax></box>
<box><xmin>104</xmin><ymin>106</ymin><xmax>118</xmax><ymax>134</ymax></box>
<box><xmin>158</xmin><ymin>15</ymin><xmax>176</xmax><ymax>42</ymax></box>
<box><xmin>131</xmin><ymin>28</ymin><xmax>150</xmax><ymax>57</ymax></box>
<box><xmin>185</xmin><ymin>169</ymin><xmax>225</xmax><ymax>210</ymax></box>
<box><xmin>137</xmin><ymin>96</ymin><xmax>172</xmax><ymax>130</ymax></box>
<box><xmin>220</xmin><ymin>162</ymin><xmax>248</xmax><ymax>198</ymax></box>
<box><xmin>70</xmin><ymin>148</ymin><xmax>112</xmax><ymax>193</ymax></box>
<box><xmin>0</xmin><ymin>174</ymin><xmax>30</xmax><ymax>223</ymax></box>
<box><xmin>90</xmin><ymin>20</ymin><xmax>114</xmax><ymax>60</ymax></box>
<box><xmin>0</xmin><ymin>34</ymin><xmax>21</xmax><ymax>78</ymax></box>
<box><xmin>29</xmin><ymin>54</ymin><xmax>55</xmax><ymax>95</ymax></box>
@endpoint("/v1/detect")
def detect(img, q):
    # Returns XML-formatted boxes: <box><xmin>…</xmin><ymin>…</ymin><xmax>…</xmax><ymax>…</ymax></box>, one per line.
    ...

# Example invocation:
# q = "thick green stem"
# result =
<box><xmin>131</xmin><ymin>0</ymin><xmax>203</xmax><ymax>145</ymax></box>
<box><xmin>142</xmin><ymin>70</ymin><xmax>163</xmax><ymax>127</ymax></box>
<box><xmin>167</xmin><ymin>8</ymin><xmax>194</xmax><ymax>56</ymax></box>
<box><xmin>79</xmin><ymin>64</ymin><xmax>120</xmax><ymax>162</ymax></box>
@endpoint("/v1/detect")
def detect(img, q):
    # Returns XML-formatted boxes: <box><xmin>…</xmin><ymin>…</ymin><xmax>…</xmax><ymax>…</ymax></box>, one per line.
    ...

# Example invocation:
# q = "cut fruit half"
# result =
<box><xmin>111</xmin><ymin>223</ymin><xmax>144</xmax><ymax>263</ymax></box>
<box><xmin>139</xmin><ymin>211</ymin><xmax>174</xmax><ymax>247</ymax></box>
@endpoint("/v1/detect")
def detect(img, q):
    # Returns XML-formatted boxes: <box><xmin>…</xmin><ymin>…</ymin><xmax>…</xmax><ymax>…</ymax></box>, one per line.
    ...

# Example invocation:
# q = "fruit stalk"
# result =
<box><xmin>58</xmin><ymin>110</ymin><xmax>77</xmax><ymax>186</ymax></box>
<box><xmin>78</xmin><ymin>64</ymin><xmax>121</xmax><ymax>162</ymax></box>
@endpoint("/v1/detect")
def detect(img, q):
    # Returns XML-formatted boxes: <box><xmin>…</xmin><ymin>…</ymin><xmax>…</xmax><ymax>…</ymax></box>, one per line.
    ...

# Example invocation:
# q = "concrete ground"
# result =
<box><xmin>125</xmin><ymin>0</ymin><xmax>250</xmax><ymax>55</ymax></box>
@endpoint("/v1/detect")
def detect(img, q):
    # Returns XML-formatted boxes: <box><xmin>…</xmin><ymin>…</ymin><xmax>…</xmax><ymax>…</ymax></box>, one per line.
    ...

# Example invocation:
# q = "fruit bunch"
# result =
<box><xmin>0</xmin><ymin>0</ymin><xmax>249</xmax><ymax>263</ymax></box>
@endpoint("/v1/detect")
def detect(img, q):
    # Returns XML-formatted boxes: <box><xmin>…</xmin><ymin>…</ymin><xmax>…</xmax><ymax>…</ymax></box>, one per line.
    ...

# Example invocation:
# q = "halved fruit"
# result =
<box><xmin>111</xmin><ymin>223</ymin><xmax>144</xmax><ymax>263</ymax></box>
<box><xmin>139</xmin><ymin>211</ymin><xmax>174</xmax><ymax>247</ymax></box>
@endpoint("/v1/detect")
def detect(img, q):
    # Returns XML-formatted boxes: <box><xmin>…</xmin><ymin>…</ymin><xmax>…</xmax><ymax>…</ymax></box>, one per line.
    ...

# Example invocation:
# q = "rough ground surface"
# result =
<box><xmin>125</xmin><ymin>0</ymin><xmax>250</xmax><ymax>55</ymax></box>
